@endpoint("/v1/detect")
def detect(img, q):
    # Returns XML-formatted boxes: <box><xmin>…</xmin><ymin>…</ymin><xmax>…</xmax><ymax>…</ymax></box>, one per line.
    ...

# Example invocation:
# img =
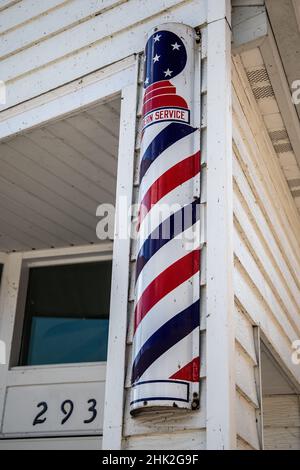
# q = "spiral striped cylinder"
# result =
<box><xmin>131</xmin><ymin>24</ymin><xmax>201</xmax><ymax>414</ymax></box>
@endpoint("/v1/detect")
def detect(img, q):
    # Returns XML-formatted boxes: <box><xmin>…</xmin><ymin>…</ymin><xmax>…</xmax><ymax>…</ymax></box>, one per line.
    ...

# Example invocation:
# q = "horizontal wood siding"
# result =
<box><xmin>0</xmin><ymin>436</ymin><xmax>103</xmax><ymax>450</ymax></box>
<box><xmin>0</xmin><ymin>0</ymin><xmax>207</xmax><ymax>111</ymax></box>
<box><xmin>123</xmin><ymin>430</ymin><xmax>206</xmax><ymax>450</ymax></box>
<box><xmin>264</xmin><ymin>395</ymin><xmax>300</xmax><ymax>450</ymax></box>
<box><xmin>232</xmin><ymin>54</ymin><xmax>300</xmax><ymax>449</ymax></box>
<box><xmin>235</xmin><ymin>305</ymin><xmax>261</xmax><ymax>449</ymax></box>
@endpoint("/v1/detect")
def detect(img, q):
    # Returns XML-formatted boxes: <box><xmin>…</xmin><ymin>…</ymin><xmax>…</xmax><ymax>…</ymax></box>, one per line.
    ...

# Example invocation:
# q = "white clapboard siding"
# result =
<box><xmin>232</xmin><ymin>55</ymin><xmax>300</xmax><ymax>450</ymax></box>
<box><xmin>264</xmin><ymin>395</ymin><xmax>300</xmax><ymax>450</ymax></box>
<box><xmin>122</xmin><ymin>32</ymin><xmax>207</xmax><ymax>450</ymax></box>
<box><xmin>0</xmin><ymin>0</ymin><xmax>123</xmax><ymax>57</ymax></box>
<box><xmin>234</xmin><ymin>226</ymin><xmax>297</xmax><ymax>344</ymax></box>
<box><xmin>233</xmin><ymin>154</ymin><xmax>300</xmax><ymax>311</ymax></box>
<box><xmin>0</xmin><ymin>436</ymin><xmax>103</xmax><ymax>450</ymax></box>
<box><xmin>234</xmin><ymin>303</ymin><xmax>261</xmax><ymax>449</ymax></box>
<box><xmin>123</xmin><ymin>430</ymin><xmax>206</xmax><ymax>450</ymax></box>
<box><xmin>0</xmin><ymin>0</ymin><xmax>206</xmax><ymax>110</ymax></box>
<box><xmin>234</xmin><ymin>189</ymin><xmax>300</xmax><ymax>332</ymax></box>
<box><xmin>236</xmin><ymin>392</ymin><xmax>260</xmax><ymax>450</ymax></box>
<box><xmin>264</xmin><ymin>395</ymin><xmax>300</xmax><ymax>428</ymax></box>
<box><xmin>237</xmin><ymin>437</ymin><xmax>255</xmax><ymax>451</ymax></box>
<box><xmin>0</xmin><ymin>1</ymin><xmax>19</xmax><ymax>13</ymax></box>
<box><xmin>235</xmin><ymin>342</ymin><xmax>259</xmax><ymax>408</ymax></box>
<box><xmin>232</xmin><ymin>58</ymin><xmax>300</xmax><ymax>273</ymax></box>
<box><xmin>264</xmin><ymin>428</ymin><xmax>300</xmax><ymax>451</ymax></box>
<box><xmin>0</xmin><ymin>0</ymin><xmax>68</xmax><ymax>33</ymax></box>
<box><xmin>234</xmin><ymin>262</ymin><xmax>300</xmax><ymax>380</ymax></box>
<box><xmin>235</xmin><ymin>305</ymin><xmax>257</xmax><ymax>365</ymax></box>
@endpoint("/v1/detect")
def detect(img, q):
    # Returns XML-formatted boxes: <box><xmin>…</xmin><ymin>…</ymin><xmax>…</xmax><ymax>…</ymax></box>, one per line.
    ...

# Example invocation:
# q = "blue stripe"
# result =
<box><xmin>140</xmin><ymin>123</ymin><xmax>197</xmax><ymax>183</ymax></box>
<box><xmin>133</xmin><ymin>379</ymin><xmax>189</xmax><ymax>386</ymax></box>
<box><xmin>130</xmin><ymin>397</ymin><xmax>189</xmax><ymax>407</ymax></box>
<box><xmin>136</xmin><ymin>199</ymin><xmax>200</xmax><ymax>282</ymax></box>
<box><xmin>131</xmin><ymin>300</ymin><xmax>200</xmax><ymax>385</ymax></box>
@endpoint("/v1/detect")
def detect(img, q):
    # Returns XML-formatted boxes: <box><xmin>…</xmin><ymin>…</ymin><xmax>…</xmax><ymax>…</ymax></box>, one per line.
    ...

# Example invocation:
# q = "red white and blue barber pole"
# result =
<box><xmin>131</xmin><ymin>24</ymin><xmax>201</xmax><ymax>413</ymax></box>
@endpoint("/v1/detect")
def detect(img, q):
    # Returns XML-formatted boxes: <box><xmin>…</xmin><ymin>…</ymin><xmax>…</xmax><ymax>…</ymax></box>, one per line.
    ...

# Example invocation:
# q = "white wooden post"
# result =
<box><xmin>0</xmin><ymin>253</ymin><xmax>23</xmax><ymax>423</ymax></box>
<box><xmin>0</xmin><ymin>252</ymin><xmax>8</xmax><ymax>368</ymax></box>
<box><xmin>102</xmin><ymin>67</ymin><xmax>139</xmax><ymax>449</ymax></box>
<box><xmin>0</xmin><ymin>253</ymin><xmax>7</xmax><ymax>265</ymax></box>
<box><xmin>206</xmin><ymin>0</ymin><xmax>236</xmax><ymax>450</ymax></box>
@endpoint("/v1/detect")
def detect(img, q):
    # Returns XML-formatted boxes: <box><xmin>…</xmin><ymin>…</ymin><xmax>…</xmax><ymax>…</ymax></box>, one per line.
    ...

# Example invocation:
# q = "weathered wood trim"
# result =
<box><xmin>260</xmin><ymin>27</ymin><xmax>300</xmax><ymax>171</ymax></box>
<box><xmin>0</xmin><ymin>0</ymin><xmax>207</xmax><ymax>111</ymax></box>
<box><xmin>0</xmin><ymin>56</ymin><xmax>136</xmax><ymax>140</ymax></box>
<box><xmin>253</xmin><ymin>326</ymin><xmax>264</xmax><ymax>449</ymax></box>
<box><xmin>206</xmin><ymin>5</ymin><xmax>236</xmax><ymax>449</ymax></box>
<box><xmin>232</xmin><ymin>5</ymin><xmax>267</xmax><ymax>53</ymax></box>
<box><xmin>102</xmin><ymin>60</ymin><xmax>139</xmax><ymax>450</ymax></box>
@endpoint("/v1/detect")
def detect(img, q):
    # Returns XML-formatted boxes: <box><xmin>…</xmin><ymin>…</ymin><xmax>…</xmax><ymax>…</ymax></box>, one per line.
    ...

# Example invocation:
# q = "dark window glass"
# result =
<box><xmin>19</xmin><ymin>261</ymin><xmax>112</xmax><ymax>366</ymax></box>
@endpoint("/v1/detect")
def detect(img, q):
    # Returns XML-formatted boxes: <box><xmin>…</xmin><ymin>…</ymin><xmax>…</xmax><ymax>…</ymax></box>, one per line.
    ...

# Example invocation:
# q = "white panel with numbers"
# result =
<box><xmin>1</xmin><ymin>382</ymin><xmax>105</xmax><ymax>437</ymax></box>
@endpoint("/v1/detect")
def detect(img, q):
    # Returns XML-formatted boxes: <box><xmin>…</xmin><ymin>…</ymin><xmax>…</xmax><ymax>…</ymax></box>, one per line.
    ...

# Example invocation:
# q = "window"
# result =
<box><xmin>19</xmin><ymin>261</ymin><xmax>112</xmax><ymax>367</ymax></box>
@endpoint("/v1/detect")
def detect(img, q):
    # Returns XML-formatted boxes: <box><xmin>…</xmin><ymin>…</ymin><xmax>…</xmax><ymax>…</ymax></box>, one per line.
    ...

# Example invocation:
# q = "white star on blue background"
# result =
<box><xmin>144</xmin><ymin>30</ymin><xmax>187</xmax><ymax>87</ymax></box>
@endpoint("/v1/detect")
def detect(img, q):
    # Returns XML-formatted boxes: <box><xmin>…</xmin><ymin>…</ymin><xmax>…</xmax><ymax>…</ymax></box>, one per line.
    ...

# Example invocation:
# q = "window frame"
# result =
<box><xmin>3</xmin><ymin>245</ymin><xmax>113</xmax><ymax>382</ymax></box>
<box><xmin>14</xmin><ymin>247</ymin><xmax>114</xmax><ymax>369</ymax></box>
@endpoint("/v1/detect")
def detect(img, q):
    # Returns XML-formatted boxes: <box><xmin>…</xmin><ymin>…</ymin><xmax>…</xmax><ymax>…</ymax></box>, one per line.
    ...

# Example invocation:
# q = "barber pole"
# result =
<box><xmin>131</xmin><ymin>24</ymin><xmax>202</xmax><ymax>413</ymax></box>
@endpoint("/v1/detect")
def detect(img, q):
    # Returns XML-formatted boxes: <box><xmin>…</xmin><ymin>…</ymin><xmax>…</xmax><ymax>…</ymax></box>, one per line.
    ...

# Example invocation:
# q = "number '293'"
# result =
<box><xmin>32</xmin><ymin>399</ymin><xmax>97</xmax><ymax>426</ymax></box>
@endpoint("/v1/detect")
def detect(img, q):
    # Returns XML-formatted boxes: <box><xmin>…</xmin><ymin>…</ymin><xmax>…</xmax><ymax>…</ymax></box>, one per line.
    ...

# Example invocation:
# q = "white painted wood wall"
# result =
<box><xmin>264</xmin><ymin>395</ymin><xmax>300</xmax><ymax>450</ymax></box>
<box><xmin>0</xmin><ymin>0</ymin><xmax>207</xmax><ymax>112</ymax></box>
<box><xmin>0</xmin><ymin>436</ymin><xmax>103</xmax><ymax>450</ymax></box>
<box><xmin>232</xmin><ymin>54</ymin><xmax>300</xmax><ymax>450</ymax></box>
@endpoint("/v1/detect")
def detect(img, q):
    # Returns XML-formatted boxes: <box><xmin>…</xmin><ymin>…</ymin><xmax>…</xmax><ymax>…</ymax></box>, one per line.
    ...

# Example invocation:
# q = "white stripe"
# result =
<box><xmin>133</xmin><ymin>272</ymin><xmax>200</xmax><ymax>360</ymax></box>
<box><xmin>138</xmin><ymin>175</ymin><xmax>199</xmax><ymax>251</ymax></box>
<box><xmin>131</xmin><ymin>380</ymin><xmax>188</xmax><ymax>404</ymax></box>
<box><xmin>135</xmin><ymin>220</ymin><xmax>200</xmax><ymax>304</ymax></box>
<box><xmin>139</xmin><ymin>131</ymin><xmax>199</xmax><ymax>203</ymax></box>
<box><xmin>140</xmin><ymin>121</ymin><xmax>170</xmax><ymax>158</ymax></box>
<box><xmin>139</xmin><ymin>330</ymin><xmax>199</xmax><ymax>382</ymax></box>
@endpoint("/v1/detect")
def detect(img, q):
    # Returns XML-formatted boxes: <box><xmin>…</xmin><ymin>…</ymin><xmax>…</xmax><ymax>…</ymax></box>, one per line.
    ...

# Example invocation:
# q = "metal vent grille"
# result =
<box><xmin>246</xmin><ymin>67</ymin><xmax>275</xmax><ymax>100</ymax></box>
<box><xmin>288</xmin><ymin>178</ymin><xmax>300</xmax><ymax>189</ymax></box>
<box><xmin>274</xmin><ymin>143</ymin><xmax>293</xmax><ymax>154</ymax></box>
<box><xmin>269</xmin><ymin>129</ymin><xmax>289</xmax><ymax>143</ymax></box>
<box><xmin>252</xmin><ymin>85</ymin><xmax>275</xmax><ymax>100</ymax></box>
<box><xmin>292</xmin><ymin>189</ymin><xmax>300</xmax><ymax>198</ymax></box>
<box><xmin>247</xmin><ymin>68</ymin><xmax>269</xmax><ymax>84</ymax></box>
<box><xmin>243</xmin><ymin>56</ymin><xmax>299</xmax><ymax>210</ymax></box>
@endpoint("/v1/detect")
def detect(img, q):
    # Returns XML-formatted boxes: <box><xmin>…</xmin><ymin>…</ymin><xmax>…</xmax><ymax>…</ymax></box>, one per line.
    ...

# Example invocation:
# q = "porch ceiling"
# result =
<box><xmin>0</xmin><ymin>97</ymin><xmax>120</xmax><ymax>253</ymax></box>
<box><xmin>266</xmin><ymin>0</ymin><xmax>300</xmax><ymax>121</ymax></box>
<box><xmin>261</xmin><ymin>343</ymin><xmax>297</xmax><ymax>395</ymax></box>
<box><xmin>265</xmin><ymin>0</ymin><xmax>300</xmax><ymax>213</ymax></box>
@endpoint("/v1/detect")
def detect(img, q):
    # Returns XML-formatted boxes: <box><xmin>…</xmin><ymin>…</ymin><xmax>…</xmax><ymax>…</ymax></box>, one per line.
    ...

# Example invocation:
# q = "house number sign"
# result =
<box><xmin>1</xmin><ymin>382</ymin><xmax>105</xmax><ymax>437</ymax></box>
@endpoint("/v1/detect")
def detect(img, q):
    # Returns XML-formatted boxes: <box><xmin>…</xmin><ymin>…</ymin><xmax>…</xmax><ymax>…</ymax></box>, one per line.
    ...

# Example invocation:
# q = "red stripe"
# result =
<box><xmin>145</xmin><ymin>80</ymin><xmax>172</xmax><ymax>96</ymax></box>
<box><xmin>134</xmin><ymin>249</ymin><xmax>200</xmax><ymax>333</ymax></box>
<box><xmin>170</xmin><ymin>357</ymin><xmax>200</xmax><ymax>382</ymax></box>
<box><xmin>143</xmin><ymin>95</ymin><xmax>188</xmax><ymax>116</ymax></box>
<box><xmin>137</xmin><ymin>151</ymin><xmax>200</xmax><ymax>231</ymax></box>
<box><xmin>144</xmin><ymin>86</ymin><xmax>176</xmax><ymax>102</ymax></box>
